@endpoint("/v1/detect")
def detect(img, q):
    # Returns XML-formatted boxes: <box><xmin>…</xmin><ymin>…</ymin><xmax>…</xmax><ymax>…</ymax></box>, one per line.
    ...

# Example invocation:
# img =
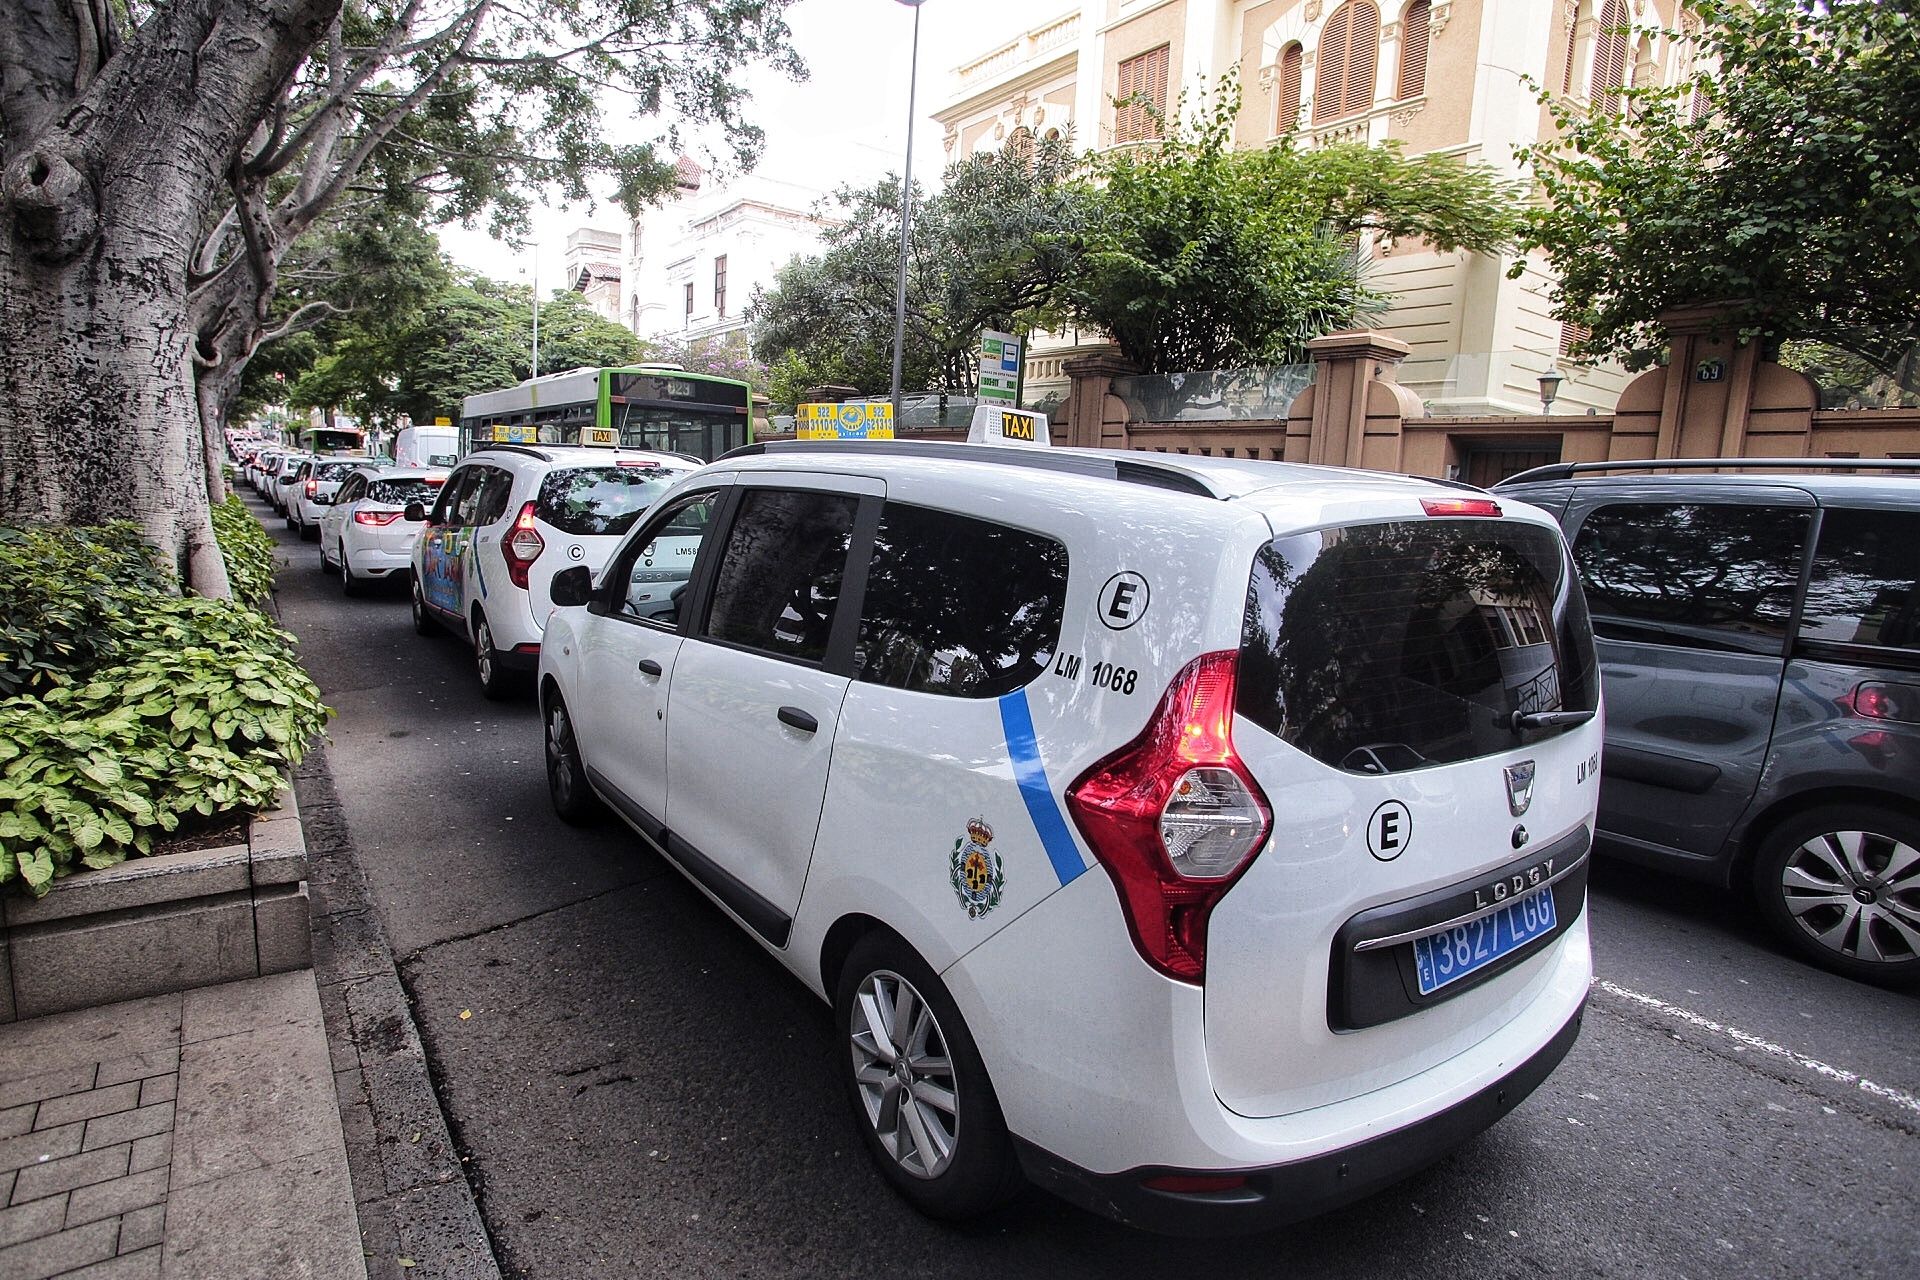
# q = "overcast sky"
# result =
<box><xmin>438</xmin><ymin>0</ymin><xmax>1047</xmax><ymax>283</ymax></box>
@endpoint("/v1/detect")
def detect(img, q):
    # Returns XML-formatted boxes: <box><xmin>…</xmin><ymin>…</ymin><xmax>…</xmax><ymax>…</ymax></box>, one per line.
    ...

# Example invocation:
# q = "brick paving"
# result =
<box><xmin>0</xmin><ymin>1047</ymin><xmax>175</xmax><ymax>1278</ymax></box>
<box><xmin>0</xmin><ymin>974</ymin><xmax>364</xmax><ymax>1279</ymax></box>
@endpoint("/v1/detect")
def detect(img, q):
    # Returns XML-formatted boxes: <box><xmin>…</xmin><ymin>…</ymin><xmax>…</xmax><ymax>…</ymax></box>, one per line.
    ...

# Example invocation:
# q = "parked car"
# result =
<box><xmin>287</xmin><ymin>457</ymin><xmax>360</xmax><ymax>537</ymax></box>
<box><xmin>1496</xmin><ymin>458</ymin><xmax>1920</xmax><ymax>983</ymax></box>
<box><xmin>409</xmin><ymin>443</ymin><xmax>698</xmax><ymax>697</ymax></box>
<box><xmin>318</xmin><ymin>466</ymin><xmax>449</xmax><ymax>595</ymax></box>
<box><xmin>246</xmin><ymin>448</ymin><xmax>282</xmax><ymax>493</ymax></box>
<box><xmin>538</xmin><ymin>437</ymin><xmax>1603</xmax><ymax>1232</ymax></box>
<box><xmin>267</xmin><ymin>452</ymin><xmax>309</xmax><ymax>512</ymax></box>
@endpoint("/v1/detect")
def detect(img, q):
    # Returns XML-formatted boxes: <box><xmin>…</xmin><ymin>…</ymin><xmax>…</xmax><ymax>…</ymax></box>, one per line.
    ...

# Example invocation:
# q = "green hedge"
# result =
<box><xmin>0</xmin><ymin>513</ymin><xmax>328</xmax><ymax>895</ymax></box>
<box><xmin>211</xmin><ymin>493</ymin><xmax>278</xmax><ymax>608</ymax></box>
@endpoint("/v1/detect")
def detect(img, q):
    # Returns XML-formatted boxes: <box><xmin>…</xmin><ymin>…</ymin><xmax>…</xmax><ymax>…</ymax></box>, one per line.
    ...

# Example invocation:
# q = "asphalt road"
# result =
<box><xmin>257</xmin><ymin>494</ymin><xmax>1919</xmax><ymax>1279</ymax></box>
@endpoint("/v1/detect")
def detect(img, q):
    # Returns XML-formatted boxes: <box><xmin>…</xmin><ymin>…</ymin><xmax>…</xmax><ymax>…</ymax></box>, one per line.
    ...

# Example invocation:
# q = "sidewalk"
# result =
<box><xmin>0</xmin><ymin>971</ymin><xmax>365</xmax><ymax>1280</ymax></box>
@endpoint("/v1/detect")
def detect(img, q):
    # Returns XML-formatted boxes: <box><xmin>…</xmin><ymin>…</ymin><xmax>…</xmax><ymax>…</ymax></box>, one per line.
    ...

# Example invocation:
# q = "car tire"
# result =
<box><xmin>472</xmin><ymin>611</ymin><xmax>514</xmax><ymax>700</ymax></box>
<box><xmin>543</xmin><ymin>692</ymin><xmax>600</xmax><ymax>825</ymax></box>
<box><xmin>317</xmin><ymin>536</ymin><xmax>335</xmax><ymax>575</ymax></box>
<box><xmin>1752</xmin><ymin>804</ymin><xmax>1920</xmax><ymax>986</ymax></box>
<box><xmin>833</xmin><ymin>933</ymin><xmax>1023</xmax><ymax>1221</ymax></box>
<box><xmin>285</xmin><ymin>510</ymin><xmax>298</xmax><ymax>531</ymax></box>
<box><xmin>411</xmin><ymin>578</ymin><xmax>435</xmax><ymax>636</ymax></box>
<box><xmin>300</xmin><ymin>520</ymin><xmax>319</xmax><ymax>543</ymax></box>
<box><xmin>341</xmin><ymin>553</ymin><xmax>365</xmax><ymax>598</ymax></box>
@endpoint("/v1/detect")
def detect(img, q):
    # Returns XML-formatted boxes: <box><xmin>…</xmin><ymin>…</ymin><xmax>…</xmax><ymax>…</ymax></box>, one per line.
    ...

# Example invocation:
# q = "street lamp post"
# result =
<box><xmin>519</xmin><ymin>250</ymin><xmax>542</xmax><ymax>379</ymax></box>
<box><xmin>1537</xmin><ymin>364</ymin><xmax>1564</xmax><ymax>415</ymax></box>
<box><xmin>889</xmin><ymin>0</ymin><xmax>928</xmax><ymax>425</ymax></box>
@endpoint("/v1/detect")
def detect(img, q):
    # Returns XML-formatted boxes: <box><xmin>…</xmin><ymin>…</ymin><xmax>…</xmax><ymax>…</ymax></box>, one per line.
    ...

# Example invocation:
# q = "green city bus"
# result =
<box><xmin>458</xmin><ymin>365</ymin><xmax>753</xmax><ymax>462</ymax></box>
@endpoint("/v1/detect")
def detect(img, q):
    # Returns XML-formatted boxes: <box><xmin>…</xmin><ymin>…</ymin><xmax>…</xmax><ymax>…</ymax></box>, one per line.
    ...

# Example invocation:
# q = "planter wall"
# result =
<box><xmin>0</xmin><ymin>786</ymin><xmax>311</xmax><ymax>1021</ymax></box>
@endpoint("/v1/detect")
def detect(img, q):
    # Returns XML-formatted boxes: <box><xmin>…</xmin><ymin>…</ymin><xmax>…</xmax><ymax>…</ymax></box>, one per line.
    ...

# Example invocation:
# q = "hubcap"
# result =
<box><xmin>547</xmin><ymin>705</ymin><xmax>576</xmax><ymax>803</ymax></box>
<box><xmin>848</xmin><ymin>970</ymin><xmax>959</xmax><ymax>1180</ymax></box>
<box><xmin>475</xmin><ymin>622</ymin><xmax>493</xmax><ymax>683</ymax></box>
<box><xmin>1780</xmin><ymin>829</ymin><xmax>1920</xmax><ymax>965</ymax></box>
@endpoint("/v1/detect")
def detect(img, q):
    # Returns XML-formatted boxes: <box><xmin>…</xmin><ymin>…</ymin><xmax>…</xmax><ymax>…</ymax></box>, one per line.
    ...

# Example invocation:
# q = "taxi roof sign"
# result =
<box><xmin>967</xmin><ymin>405</ymin><xmax>1048</xmax><ymax>447</ymax></box>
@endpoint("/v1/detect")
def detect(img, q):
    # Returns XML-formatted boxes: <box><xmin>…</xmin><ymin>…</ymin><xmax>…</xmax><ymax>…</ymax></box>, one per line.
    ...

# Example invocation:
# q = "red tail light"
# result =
<box><xmin>305</xmin><ymin>479</ymin><xmax>318</xmax><ymax>498</ymax></box>
<box><xmin>1066</xmin><ymin>652</ymin><xmax>1272</xmax><ymax>984</ymax></box>
<box><xmin>503</xmin><ymin>501</ymin><xmax>545</xmax><ymax>589</ymax></box>
<box><xmin>1421</xmin><ymin>497</ymin><xmax>1502</xmax><ymax>517</ymax></box>
<box><xmin>354</xmin><ymin>510</ymin><xmax>402</xmax><ymax>526</ymax></box>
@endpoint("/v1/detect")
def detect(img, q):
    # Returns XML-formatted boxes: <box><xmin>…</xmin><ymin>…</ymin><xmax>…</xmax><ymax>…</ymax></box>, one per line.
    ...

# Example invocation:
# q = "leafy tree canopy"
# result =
<box><xmin>1059</xmin><ymin>81</ymin><xmax>1523</xmax><ymax>375</ymax></box>
<box><xmin>1517</xmin><ymin>0</ymin><xmax>1920</xmax><ymax>369</ymax></box>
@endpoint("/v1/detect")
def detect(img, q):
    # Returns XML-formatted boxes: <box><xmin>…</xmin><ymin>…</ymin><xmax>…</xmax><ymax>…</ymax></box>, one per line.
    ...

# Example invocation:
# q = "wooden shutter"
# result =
<box><xmin>1344</xmin><ymin>3</ymin><xmax>1380</xmax><ymax>116</ymax></box>
<box><xmin>1277</xmin><ymin>43</ymin><xmax>1304</xmax><ymax>133</ymax></box>
<box><xmin>1562</xmin><ymin>4</ymin><xmax>1579</xmax><ymax>95</ymax></box>
<box><xmin>1559</xmin><ymin>321</ymin><xmax>1592</xmax><ymax>357</ymax></box>
<box><xmin>1592</xmin><ymin>0</ymin><xmax>1628</xmax><ymax>112</ymax></box>
<box><xmin>1314</xmin><ymin>5</ymin><xmax>1352</xmax><ymax>123</ymax></box>
<box><xmin>1115</xmin><ymin>45</ymin><xmax>1169</xmax><ymax>143</ymax></box>
<box><xmin>1398</xmin><ymin>1</ymin><xmax>1429</xmax><ymax>99</ymax></box>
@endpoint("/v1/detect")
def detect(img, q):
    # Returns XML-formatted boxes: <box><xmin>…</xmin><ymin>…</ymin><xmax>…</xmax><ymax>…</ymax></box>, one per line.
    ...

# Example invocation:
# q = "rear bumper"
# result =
<box><xmin>1015</xmin><ymin>999</ymin><xmax>1584</xmax><ymax>1236</ymax></box>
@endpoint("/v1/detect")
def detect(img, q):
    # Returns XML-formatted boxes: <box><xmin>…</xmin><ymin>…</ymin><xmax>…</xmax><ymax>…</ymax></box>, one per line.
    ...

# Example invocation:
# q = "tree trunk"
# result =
<box><xmin>0</xmin><ymin>0</ymin><xmax>339</xmax><ymax>596</ymax></box>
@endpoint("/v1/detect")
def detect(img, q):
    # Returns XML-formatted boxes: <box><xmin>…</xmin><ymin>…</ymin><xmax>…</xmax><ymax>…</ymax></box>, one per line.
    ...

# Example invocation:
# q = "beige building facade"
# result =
<box><xmin>935</xmin><ymin>0</ymin><xmax>1702</xmax><ymax>416</ymax></box>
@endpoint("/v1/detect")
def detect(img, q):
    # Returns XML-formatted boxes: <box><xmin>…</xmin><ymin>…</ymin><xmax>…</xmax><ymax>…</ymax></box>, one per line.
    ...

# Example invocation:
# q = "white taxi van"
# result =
<box><xmin>536</xmin><ymin>412</ymin><xmax>1602</xmax><ymax>1233</ymax></box>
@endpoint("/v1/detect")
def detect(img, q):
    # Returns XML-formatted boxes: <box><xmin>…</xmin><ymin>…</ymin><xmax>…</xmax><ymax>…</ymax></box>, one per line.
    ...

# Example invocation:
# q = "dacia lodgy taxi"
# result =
<box><xmin>536</xmin><ymin>412</ymin><xmax>1602</xmax><ymax>1233</ymax></box>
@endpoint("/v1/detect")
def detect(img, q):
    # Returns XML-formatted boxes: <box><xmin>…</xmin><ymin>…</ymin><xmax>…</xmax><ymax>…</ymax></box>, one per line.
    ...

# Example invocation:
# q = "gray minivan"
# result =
<box><xmin>1497</xmin><ymin>459</ymin><xmax>1920</xmax><ymax>984</ymax></box>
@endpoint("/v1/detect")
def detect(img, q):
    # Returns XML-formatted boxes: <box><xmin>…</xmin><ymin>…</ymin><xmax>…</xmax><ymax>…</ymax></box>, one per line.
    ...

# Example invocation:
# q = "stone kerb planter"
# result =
<box><xmin>0</xmin><ymin>784</ymin><xmax>312</xmax><ymax>1022</ymax></box>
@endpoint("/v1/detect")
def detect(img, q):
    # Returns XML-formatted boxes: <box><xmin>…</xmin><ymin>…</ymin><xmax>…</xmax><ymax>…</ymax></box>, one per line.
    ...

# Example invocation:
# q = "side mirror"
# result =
<box><xmin>550</xmin><ymin>565</ymin><xmax>594</xmax><ymax>608</ymax></box>
<box><xmin>403</xmin><ymin>502</ymin><xmax>428</xmax><ymax>523</ymax></box>
<box><xmin>278</xmin><ymin>474</ymin><xmax>297</xmax><ymax>485</ymax></box>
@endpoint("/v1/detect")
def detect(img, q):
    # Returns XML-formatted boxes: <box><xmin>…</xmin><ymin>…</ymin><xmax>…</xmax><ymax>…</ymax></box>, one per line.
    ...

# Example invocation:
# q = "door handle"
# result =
<box><xmin>637</xmin><ymin>658</ymin><xmax>663</xmax><ymax>677</ymax></box>
<box><xmin>777</xmin><ymin>706</ymin><xmax>818</xmax><ymax>734</ymax></box>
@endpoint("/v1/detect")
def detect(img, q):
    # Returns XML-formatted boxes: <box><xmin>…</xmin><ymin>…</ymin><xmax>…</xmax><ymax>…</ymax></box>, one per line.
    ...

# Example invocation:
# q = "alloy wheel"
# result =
<box><xmin>1779</xmin><ymin>828</ymin><xmax>1920</xmax><ymax>966</ymax></box>
<box><xmin>848</xmin><ymin>969</ymin><xmax>961</xmax><ymax>1180</ymax></box>
<box><xmin>546</xmin><ymin>702</ymin><xmax>579</xmax><ymax>809</ymax></box>
<box><xmin>474</xmin><ymin>619</ymin><xmax>495</xmax><ymax>686</ymax></box>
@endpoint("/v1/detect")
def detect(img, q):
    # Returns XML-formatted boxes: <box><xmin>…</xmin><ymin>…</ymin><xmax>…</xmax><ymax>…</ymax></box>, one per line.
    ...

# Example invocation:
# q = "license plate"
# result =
<box><xmin>1413</xmin><ymin>886</ymin><xmax>1557</xmax><ymax>995</ymax></box>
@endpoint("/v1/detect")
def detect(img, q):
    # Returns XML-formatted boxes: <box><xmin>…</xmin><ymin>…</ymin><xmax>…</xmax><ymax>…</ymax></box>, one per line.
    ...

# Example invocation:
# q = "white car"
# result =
<box><xmin>318</xmin><ymin>466</ymin><xmax>448</xmax><ymax>595</ymax></box>
<box><xmin>537</xmin><ymin>432</ymin><xmax>1604</xmax><ymax>1233</ymax></box>
<box><xmin>267</xmin><ymin>452</ymin><xmax>309</xmax><ymax>512</ymax></box>
<box><xmin>410</xmin><ymin>443</ymin><xmax>698</xmax><ymax>698</ymax></box>
<box><xmin>287</xmin><ymin>457</ymin><xmax>361</xmax><ymax>537</ymax></box>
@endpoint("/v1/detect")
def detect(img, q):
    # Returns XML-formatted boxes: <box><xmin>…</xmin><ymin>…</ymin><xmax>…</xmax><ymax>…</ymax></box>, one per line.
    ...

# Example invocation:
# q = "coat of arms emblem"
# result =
<box><xmin>949</xmin><ymin>818</ymin><xmax>1005</xmax><ymax>919</ymax></box>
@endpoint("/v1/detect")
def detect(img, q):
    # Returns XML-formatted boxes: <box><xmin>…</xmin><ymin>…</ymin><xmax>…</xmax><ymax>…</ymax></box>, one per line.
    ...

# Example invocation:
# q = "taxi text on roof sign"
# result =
<box><xmin>797</xmin><ymin>402</ymin><xmax>895</xmax><ymax>441</ymax></box>
<box><xmin>966</xmin><ymin>405</ymin><xmax>1048</xmax><ymax>446</ymax></box>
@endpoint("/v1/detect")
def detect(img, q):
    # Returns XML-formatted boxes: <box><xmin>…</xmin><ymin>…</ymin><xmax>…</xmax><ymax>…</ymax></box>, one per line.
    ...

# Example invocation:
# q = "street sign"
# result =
<box><xmin>979</xmin><ymin>330</ymin><xmax>1021</xmax><ymax>405</ymax></box>
<box><xmin>797</xmin><ymin>402</ymin><xmax>895</xmax><ymax>440</ymax></box>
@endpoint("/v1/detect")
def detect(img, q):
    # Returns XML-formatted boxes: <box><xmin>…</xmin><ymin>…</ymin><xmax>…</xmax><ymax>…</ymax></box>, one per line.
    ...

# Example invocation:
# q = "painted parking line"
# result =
<box><xmin>1592</xmin><ymin>977</ymin><xmax>1920</xmax><ymax>1118</ymax></box>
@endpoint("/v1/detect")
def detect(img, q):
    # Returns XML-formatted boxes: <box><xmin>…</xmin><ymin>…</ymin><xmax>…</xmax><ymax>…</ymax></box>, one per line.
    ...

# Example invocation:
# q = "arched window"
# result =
<box><xmin>1590</xmin><ymin>0</ymin><xmax>1629</xmax><ymax>112</ymax></box>
<box><xmin>1398</xmin><ymin>1</ymin><xmax>1430</xmax><ymax>99</ymax></box>
<box><xmin>1276</xmin><ymin>43</ymin><xmax>1304</xmax><ymax>133</ymax></box>
<box><xmin>1561</xmin><ymin>3</ymin><xmax>1581</xmax><ymax>94</ymax></box>
<box><xmin>1313</xmin><ymin>1</ymin><xmax>1381</xmax><ymax>124</ymax></box>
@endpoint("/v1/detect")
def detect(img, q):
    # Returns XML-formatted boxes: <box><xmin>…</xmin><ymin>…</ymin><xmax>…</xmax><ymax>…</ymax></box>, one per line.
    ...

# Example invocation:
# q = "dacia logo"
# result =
<box><xmin>1505</xmin><ymin>760</ymin><xmax>1536</xmax><ymax>817</ymax></box>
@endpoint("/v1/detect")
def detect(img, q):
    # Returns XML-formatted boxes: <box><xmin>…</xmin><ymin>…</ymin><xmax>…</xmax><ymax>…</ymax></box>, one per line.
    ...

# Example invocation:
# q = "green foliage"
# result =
<box><xmin>211</xmin><ymin>495</ymin><xmax>279</xmax><ymax>609</ymax></box>
<box><xmin>1061</xmin><ymin>80</ymin><xmax>1522</xmax><ymax>374</ymax></box>
<box><xmin>289</xmin><ymin>276</ymin><xmax>642</xmax><ymax>426</ymax></box>
<box><xmin>0</xmin><ymin>526</ymin><xmax>169</xmax><ymax>700</ymax></box>
<box><xmin>0</xmin><ymin>520</ymin><xmax>330</xmax><ymax>895</ymax></box>
<box><xmin>750</xmin><ymin>131</ymin><xmax>1090</xmax><ymax>395</ymax></box>
<box><xmin>1517</xmin><ymin>0</ymin><xmax>1920</xmax><ymax>367</ymax></box>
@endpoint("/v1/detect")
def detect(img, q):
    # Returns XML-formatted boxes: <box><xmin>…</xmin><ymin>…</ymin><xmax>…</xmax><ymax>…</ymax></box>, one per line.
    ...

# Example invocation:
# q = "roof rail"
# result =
<box><xmin>469</xmin><ymin>442</ymin><xmax>552</xmax><ymax>461</ymax></box>
<box><xmin>1495</xmin><ymin>457</ymin><xmax>1920</xmax><ymax>487</ymax></box>
<box><xmin>721</xmin><ymin>438</ymin><xmax>1222</xmax><ymax>498</ymax></box>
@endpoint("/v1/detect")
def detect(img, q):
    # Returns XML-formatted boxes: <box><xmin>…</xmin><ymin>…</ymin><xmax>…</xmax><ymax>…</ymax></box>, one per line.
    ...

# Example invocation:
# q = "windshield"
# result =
<box><xmin>1239</xmin><ymin>518</ymin><xmax>1598</xmax><ymax>774</ymax></box>
<box><xmin>536</xmin><ymin>465</ymin><xmax>691</xmax><ymax>537</ymax></box>
<box><xmin>367</xmin><ymin>477</ymin><xmax>445</xmax><ymax>506</ymax></box>
<box><xmin>314</xmin><ymin>461</ymin><xmax>357</xmax><ymax>482</ymax></box>
<box><xmin>606</xmin><ymin>404</ymin><xmax>749</xmax><ymax>460</ymax></box>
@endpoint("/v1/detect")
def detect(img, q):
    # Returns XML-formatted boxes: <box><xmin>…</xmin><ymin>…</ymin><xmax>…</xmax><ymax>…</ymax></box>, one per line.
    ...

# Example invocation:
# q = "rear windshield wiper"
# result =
<box><xmin>1510</xmin><ymin>709</ymin><xmax>1597</xmax><ymax>732</ymax></box>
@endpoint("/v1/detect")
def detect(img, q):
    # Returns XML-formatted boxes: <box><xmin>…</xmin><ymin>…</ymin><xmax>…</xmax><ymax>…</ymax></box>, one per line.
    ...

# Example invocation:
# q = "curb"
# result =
<box><xmin>294</xmin><ymin>747</ymin><xmax>503</xmax><ymax>1280</ymax></box>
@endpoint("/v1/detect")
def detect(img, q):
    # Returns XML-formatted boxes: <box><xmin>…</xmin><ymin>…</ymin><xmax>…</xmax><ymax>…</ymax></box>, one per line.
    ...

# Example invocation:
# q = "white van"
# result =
<box><xmin>392</xmin><ymin>425</ymin><xmax>460</xmax><ymax>469</ymax></box>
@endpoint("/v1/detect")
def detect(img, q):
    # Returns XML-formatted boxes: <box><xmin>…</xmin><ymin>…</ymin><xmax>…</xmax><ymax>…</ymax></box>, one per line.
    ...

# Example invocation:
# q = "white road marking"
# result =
<box><xmin>1592</xmin><ymin>978</ymin><xmax>1920</xmax><ymax>1118</ymax></box>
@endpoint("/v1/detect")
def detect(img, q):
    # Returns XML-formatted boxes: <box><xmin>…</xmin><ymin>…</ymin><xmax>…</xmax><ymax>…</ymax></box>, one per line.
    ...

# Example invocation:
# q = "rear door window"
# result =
<box><xmin>854</xmin><ymin>504</ymin><xmax>1068</xmax><ymax>698</ymax></box>
<box><xmin>369</xmin><ymin>477</ymin><xmax>445</xmax><ymax>507</ymax></box>
<box><xmin>1240</xmin><ymin>519</ymin><xmax>1599</xmax><ymax>774</ymax></box>
<box><xmin>1571</xmin><ymin>502</ymin><xmax>1809</xmax><ymax>654</ymax></box>
<box><xmin>703</xmin><ymin>488</ymin><xmax>858</xmax><ymax>664</ymax></box>
<box><xmin>536</xmin><ymin>464</ymin><xmax>691</xmax><ymax>537</ymax></box>
<box><xmin>1799</xmin><ymin>507</ymin><xmax>1920</xmax><ymax>654</ymax></box>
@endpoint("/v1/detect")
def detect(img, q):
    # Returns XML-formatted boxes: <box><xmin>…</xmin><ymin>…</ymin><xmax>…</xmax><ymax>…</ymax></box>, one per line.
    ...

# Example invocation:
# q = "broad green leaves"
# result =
<box><xmin>0</xmin><ymin>508</ymin><xmax>331</xmax><ymax>895</ymax></box>
<box><xmin>1518</xmin><ymin>0</ymin><xmax>1920</xmax><ymax>367</ymax></box>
